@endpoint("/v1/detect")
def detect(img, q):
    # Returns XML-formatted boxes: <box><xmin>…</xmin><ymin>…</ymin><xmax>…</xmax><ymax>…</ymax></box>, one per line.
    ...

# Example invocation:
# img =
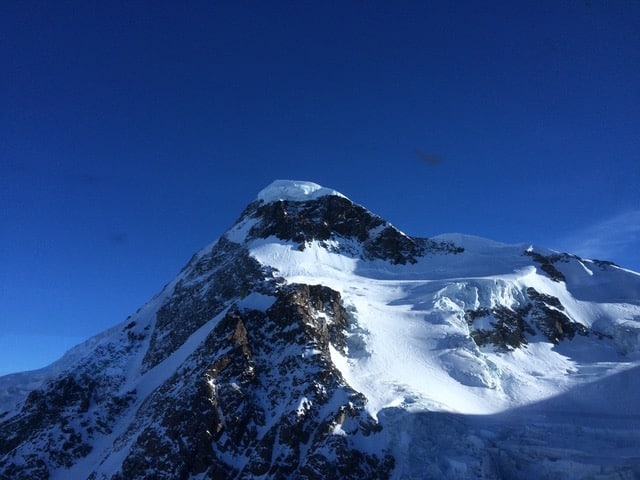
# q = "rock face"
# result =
<box><xmin>114</xmin><ymin>285</ymin><xmax>392</xmax><ymax>480</ymax></box>
<box><xmin>238</xmin><ymin>195</ymin><xmax>463</xmax><ymax>264</ymax></box>
<box><xmin>1</xmin><ymin>180</ymin><xmax>639</xmax><ymax>479</ymax></box>
<box><xmin>465</xmin><ymin>286</ymin><xmax>590</xmax><ymax>350</ymax></box>
<box><xmin>142</xmin><ymin>237</ymin><xmax>275</xmax><ymax>372</ymax></box>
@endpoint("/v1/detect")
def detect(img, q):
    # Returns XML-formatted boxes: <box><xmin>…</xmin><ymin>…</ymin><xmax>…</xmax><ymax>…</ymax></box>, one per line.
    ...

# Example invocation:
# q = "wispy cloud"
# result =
<box><xmin>557</xmin><ymin>210</ymin><xmax>640</xmax><ymax>269</ymax></box>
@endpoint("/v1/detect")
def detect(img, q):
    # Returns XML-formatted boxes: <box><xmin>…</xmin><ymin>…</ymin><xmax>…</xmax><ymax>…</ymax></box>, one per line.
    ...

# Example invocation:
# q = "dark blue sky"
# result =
<box><xmin>2</xmin><ymin>1</ymin><xmax>639</xmax><ymax>374</ymax></box>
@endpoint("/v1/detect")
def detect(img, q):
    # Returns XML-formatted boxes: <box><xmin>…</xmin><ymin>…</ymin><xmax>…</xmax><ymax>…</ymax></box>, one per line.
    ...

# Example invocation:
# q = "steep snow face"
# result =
<box><xmin>256</xmin><ymin>180</ymin><xmax>347</xmax><ymax>203</ymax></box>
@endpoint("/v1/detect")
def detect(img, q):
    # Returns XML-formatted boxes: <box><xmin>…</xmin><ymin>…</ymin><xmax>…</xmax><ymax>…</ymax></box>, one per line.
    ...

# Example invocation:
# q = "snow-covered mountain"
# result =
<box><xmin>1</xmin><ymin>180</ymin><xmax>639</xmax><ymax>479</ymax></box>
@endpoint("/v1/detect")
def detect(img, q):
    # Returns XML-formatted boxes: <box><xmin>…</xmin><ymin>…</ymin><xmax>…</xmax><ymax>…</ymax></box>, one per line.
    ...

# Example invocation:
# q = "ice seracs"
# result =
<box><xmin>256</xmin><ymin>179</ymin><xmax>347</xmax><ymax>203</ymax></box>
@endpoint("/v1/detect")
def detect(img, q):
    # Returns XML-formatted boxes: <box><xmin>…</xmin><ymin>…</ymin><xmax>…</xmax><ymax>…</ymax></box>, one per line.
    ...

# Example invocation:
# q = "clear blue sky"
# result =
<box><xmin>1</xmin><ymin>1</ymin><xmax>639</xmax><ymax>375</ymax></box>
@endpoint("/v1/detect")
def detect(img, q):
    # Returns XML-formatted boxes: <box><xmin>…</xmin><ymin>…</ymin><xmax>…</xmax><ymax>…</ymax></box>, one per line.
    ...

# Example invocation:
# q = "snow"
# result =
<box><xmin>296</xmin><ymin>397</ymin><xmax>312</xmax><ymax>416</ymax></box>
<box><xmin>245</xmin><ymin>231</ymin><xmax>640</xmax><ymax>422</ymax></box>
<box><xmin>244</xmin><ymin>227</ymin><xmax>639</xmax><ymax>477</ymax></box>
<box><xmin>224</xmin><ymin>215</ymin><xmax>258</xmax><ymax>243</ymax></box>
<box><xmin>249</xmin><ymin>237</ymin><xmax>360</xmax><ymax>279</ymax></box>
<box><xmin>323</xmin><ymin>277</ymin><xmax>511</xmax><ymax>417</ymax></box>
<box><xmin>238</xmin><ymin>292</ymin><xmax>276</xmax><ymax>311</ymax></box>
<box><xmin>256</xmin><ymin>179</ymin><xmax>346</xmax><ymax>203</ymax></box>
<box><xmin>4</xmin><ymin>182</ymin><xmax>640</xmax><ymax>479</ymax></box>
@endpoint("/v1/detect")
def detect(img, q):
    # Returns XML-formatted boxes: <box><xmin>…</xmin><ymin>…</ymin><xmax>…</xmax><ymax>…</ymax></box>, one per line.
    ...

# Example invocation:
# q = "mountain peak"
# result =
<box><xmin>2</xmin><ymin>180</ymin><xmax>639</xmax><ymax>479</ymax></box>
<box><xmin>229</xmin><ymin>181</ymin><xmax>464</xmax><ymax>265</ymax></box>
<box><xmin>256</xmin><ymin>180</ymin><xmax>347</xmax><ymax>203</ymax></box>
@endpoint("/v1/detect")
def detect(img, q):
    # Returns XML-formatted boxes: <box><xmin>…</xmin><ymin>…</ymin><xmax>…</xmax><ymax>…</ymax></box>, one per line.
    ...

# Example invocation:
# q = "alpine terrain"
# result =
<box><xmin>1</xmin><ymin>180</ymin><xmax>639</xmax><ymax>479</ymax></box>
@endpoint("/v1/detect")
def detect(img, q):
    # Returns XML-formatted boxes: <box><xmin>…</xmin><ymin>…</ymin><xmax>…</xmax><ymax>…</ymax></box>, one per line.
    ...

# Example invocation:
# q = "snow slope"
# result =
<box><xmin>246</xmin><ymin>233</ymin><xmax>640</xmax><ymax>419</ymax></box>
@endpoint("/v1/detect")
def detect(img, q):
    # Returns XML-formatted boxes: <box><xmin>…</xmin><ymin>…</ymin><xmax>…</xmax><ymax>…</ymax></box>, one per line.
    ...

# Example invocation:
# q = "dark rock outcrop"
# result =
<box><xmin>0</xmin><ymin>278</ymin><xmax>393</xmax><ymax>479</ymax></box>
<box><xmin>143</xmin><ymin>237</ymin><xmax>277</xmax><ymax>372</ymax></box>
<box><xmin>113</xmin><ymin>284</ymin><xmax>392</xmax><ymax>479</ymax></box>
<box><xmin>239</xmin><ymin>196</ymin><xmax>462</xmax><ymax>265</ymax></box>
<box><xmin>466</xmin><ymin>287</ymin><xmax>590</xmax><ymax>350</ymax></box>
<box><xmin>523</xmin><ymin>250</ymin><xmax>570</xmax><ymax>283</ymax></box>
<box><xmin>0</xmin><ymin>363</ymin><xmax>136</xmax><ymax>478</ymax></box>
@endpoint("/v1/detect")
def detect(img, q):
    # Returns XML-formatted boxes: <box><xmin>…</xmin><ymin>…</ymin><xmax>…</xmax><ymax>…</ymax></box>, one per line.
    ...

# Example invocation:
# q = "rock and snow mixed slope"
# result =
<box><xmin>1</xmin><ymin>180</ymin><xmax>639</xmax><ymax>479</ymax></box>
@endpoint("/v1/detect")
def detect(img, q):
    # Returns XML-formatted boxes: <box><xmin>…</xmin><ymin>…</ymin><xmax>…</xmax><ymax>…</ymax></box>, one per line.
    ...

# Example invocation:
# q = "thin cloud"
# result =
<box><xmin>559</xmin><ymin>210</ymin><xmax>640</xmax><ymax>267</ymax></box>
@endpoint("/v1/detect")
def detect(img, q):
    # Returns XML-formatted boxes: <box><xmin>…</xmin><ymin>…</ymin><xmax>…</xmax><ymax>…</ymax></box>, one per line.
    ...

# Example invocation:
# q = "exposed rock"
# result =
<box><xmin>466</xmin><ymin>287</ymin><xmax>590</xmax><ymax>350</ymax></box>
<box><xmin>0</xmin><ymin>371</ymin><xmax>134</xmax><ymax>476</ymax></box>
<box><xmin>466</xmin><ymin>305</ymin><xmax>536</xmax><ymax>351</ymax></box>
<box><xmin>244</xmin><ymin>196</ymin><xmax>385</xmax><ymax>245</ymax></box>
<box><xmin>526</xmin><ymin>287</ymin><xmax>588</xmax><ymax>343</ymax></box>
<box><xmin>104</xmin><ymin>284</ymin><xmax>392</xmax><ymax>479</ymax></box>
<box><xmin>143</xmin><ymin>237</ymin><xmax>276</xmax><ymax>371</ymax></box>
<box><xmin>240</xmin><ymin>196</ymin><xmax>462</xmax><ymax>265</ymax></box>
<box><xmin>523</xmin><ymin>250</ymin><xmax>571</xmax><ymax>283</ymax></box>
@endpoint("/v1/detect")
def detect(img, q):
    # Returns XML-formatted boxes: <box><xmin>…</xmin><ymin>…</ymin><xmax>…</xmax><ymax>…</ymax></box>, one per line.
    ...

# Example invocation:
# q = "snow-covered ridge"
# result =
<box><xmin>256</xmin><ymin>180</ymin><xmax>347</xmax><ymax>203</ymax></box>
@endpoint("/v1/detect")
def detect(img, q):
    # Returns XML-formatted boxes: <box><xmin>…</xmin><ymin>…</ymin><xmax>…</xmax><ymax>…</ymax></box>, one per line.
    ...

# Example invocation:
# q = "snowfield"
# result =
<box><xmin>248</xmin><ymin>235</ymin><xmax>640</xmax><ymax>415</ymax></box>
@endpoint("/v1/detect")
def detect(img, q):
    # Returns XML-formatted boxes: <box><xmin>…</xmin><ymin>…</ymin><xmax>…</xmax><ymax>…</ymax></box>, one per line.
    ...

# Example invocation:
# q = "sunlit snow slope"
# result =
<box><xmin>244</xmin><ymin>182</ymin><xmax>640</xmax><ymax>417</ymax></box>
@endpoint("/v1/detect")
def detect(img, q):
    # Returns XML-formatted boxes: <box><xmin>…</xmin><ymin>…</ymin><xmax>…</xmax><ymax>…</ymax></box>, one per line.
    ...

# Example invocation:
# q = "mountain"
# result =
<box><xmin>1</xmin><ymin>180</ymin><xmax>639</xmax><ymax>479</ymax></box>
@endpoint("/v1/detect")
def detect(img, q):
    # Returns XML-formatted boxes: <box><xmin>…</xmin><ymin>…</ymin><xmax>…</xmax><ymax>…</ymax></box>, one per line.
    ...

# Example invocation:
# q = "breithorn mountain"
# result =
<box><xmin>1</xmin><ymin>180</ymin><xmax>639</xmax><ymax>479</ymax></box>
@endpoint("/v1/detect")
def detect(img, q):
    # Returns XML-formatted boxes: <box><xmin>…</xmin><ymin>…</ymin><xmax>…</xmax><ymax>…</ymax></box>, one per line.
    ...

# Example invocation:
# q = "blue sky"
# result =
<box><xmin>1</xmin><ymin>2</ymin><xmax>639</xmax><ymax>375</ymax></box>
